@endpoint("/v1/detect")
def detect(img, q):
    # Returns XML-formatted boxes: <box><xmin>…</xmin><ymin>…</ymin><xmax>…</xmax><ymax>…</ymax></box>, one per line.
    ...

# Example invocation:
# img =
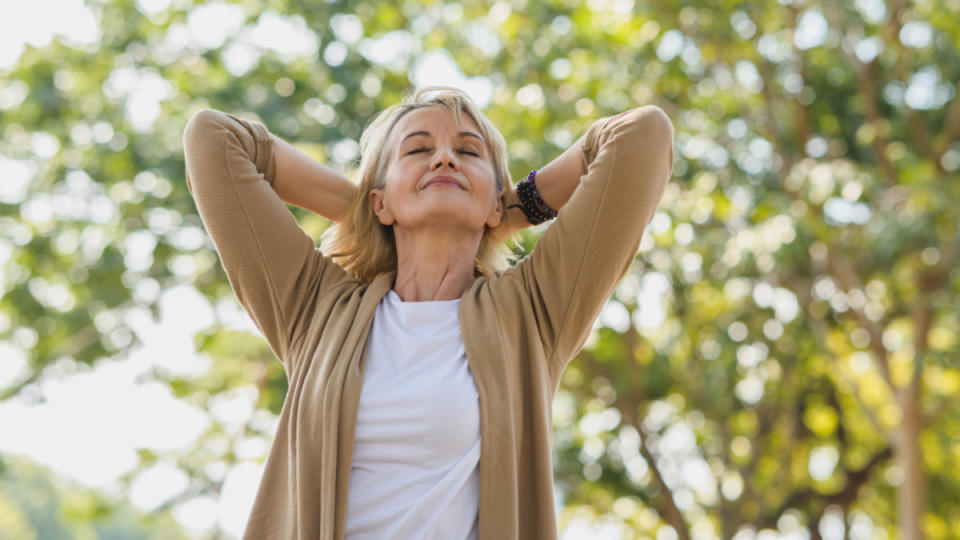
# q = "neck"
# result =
<box><xmin>392</xmin><ymin>226</ymin><xmax>483</xmax><ymax>302</ymax></box>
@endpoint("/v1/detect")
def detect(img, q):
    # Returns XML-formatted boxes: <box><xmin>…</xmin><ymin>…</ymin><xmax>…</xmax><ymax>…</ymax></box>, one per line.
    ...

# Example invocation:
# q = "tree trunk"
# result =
<box><xmin>894</xmin><ymin>381</ymin><xmax>925</xmax><ymax>540</ymax></box>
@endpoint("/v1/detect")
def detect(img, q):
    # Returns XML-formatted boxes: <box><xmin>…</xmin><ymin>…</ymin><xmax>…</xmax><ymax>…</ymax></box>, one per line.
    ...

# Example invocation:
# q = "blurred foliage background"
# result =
<box><xmin>1</xmin><ymin>0</ymin><xmax>958</xmax><ymax>538</ymax></box>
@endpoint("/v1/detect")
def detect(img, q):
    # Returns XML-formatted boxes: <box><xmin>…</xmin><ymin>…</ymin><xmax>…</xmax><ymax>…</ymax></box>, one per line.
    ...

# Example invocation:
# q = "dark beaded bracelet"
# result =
<box><xmin>528</xmin><ymin>170</ymin><xmax>558</xmax><ymax>219</ymax></box>
<box><xmin>508</xmin><ymin>170</ymin><xmax>558</xmax><ymax>225</ymax></box>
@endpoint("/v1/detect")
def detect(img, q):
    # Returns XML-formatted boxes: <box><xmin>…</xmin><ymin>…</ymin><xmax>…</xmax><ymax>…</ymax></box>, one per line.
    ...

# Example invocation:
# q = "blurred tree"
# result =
<box><xmin>0</xmin><ymin>0</ymin><xmax>956</xmax><ymax>538</ymax></box>
<box><xmin>0</xmin><ymin>456</ymin><xmax>190</xmax><ymax>539</ymax></box>
<box><xmin>547</xmin><ymin>0</ymin><xmax>959</xmax><ymax>538</ymax></box>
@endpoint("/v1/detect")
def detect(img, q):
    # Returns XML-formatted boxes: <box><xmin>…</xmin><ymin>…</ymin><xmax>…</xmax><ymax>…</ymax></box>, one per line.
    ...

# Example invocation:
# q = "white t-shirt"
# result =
<box><xmin>344</xmin><ymin>289</ymin><xmax>481</xmax><ymax>540</ymax></box>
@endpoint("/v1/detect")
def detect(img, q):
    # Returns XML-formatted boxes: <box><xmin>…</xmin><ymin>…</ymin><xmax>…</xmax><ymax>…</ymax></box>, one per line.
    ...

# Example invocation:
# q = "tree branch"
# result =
<box><xmin>790</xmin><ymin>8</ymin><xmax>813</xmax><ymax>149</ymax></box>
<box><xmin>636</xmin><ymin>431</ymin><xmax>691</xmax><ymax>540</ymax></box>
<box><xmin>792</xmin><ymin>278</ymin><xmax>893</xmax><ymax>444</ymax></box>
<box><xmin>757</xmin><ymin>446</ymin><xmax>892</xmax><ymax>526</ymax></box>
<box><xmin>817</xmin><ymin>3</ymin><xmax>900</xmax><ymax>185</ymax></box>
<box><xmin>916</xmin><ymin>231</ymin><xmax>958</xmax><ymax>420</ymax></box>
<box><xmin>824</xmin><ymin>245</ymin><xmax>893</xmax><ymax>386</ymax></box>
<box><xmin>836</xmin><ymin>370</ymin><xmax>893</xmax><ymax>444</ymax></box>
<box><xmin>576</xmin><ymin>350</ymin><xmax>691</xmax><ymax>540</ymax></box>
<box><xmin>909</xmin><ymin>300</ymin><xmax>931</xmax><ymax>386</ymax></box>
<box><xmin>910</xmin><ymin>233</ymin><xmax>955</xmax><ymax>386</ymax></box>
<box><xmin>0</xmin><ymin>325</ymin><xmax>101</xmax><ymax>401</ymax></box>
<box><xmin>751</xmin><ymin>53</ymin><xmax>892</xmax><ymax>389</ymax></box>
<box><xmin>882</xmin><ymin>0</ymin><xmax>941</xmax><ymax>169</ymax></box>
<box><xmin>854</xmin><ymin>60</ymin><xmax>899</xmax><ymax>186</ymax></box>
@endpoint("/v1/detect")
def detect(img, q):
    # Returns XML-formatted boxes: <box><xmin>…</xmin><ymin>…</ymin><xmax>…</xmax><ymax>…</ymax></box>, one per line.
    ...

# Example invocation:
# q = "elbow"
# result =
<box><xmin>183</xmin><ymin>108</ymin><xmax>261</xmax><ymax>164</ymax></box>
<box><xmin>624</xmin><ymin>105</ymin><xmax>675</xmax><ymax>177</ymax></box>
<box><xmin>644</xmin><ymin>105</ymin><xmax>674</xmax><ymax>152</ymax></box>
<box><xmin>182</xmin><ymin>108</ymin><xmax>229</xmax><ymax>195</ymax></box>
<box><xmin>594</xmin><ymin>105</ymin><xmax>675</xmax><ymax>180</ymax></box>
<box><xmin>636</xmin><ymin>105</ymin><xmax>674</xmax><ymax>139</ymax></box>
<box><xmin>183</xmin><ymin>108</ymin><xmax>226</xmax><ymax>147</ymax></box>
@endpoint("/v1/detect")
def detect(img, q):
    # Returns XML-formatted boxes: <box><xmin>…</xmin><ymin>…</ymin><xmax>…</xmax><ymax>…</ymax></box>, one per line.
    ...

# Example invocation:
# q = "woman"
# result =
<box><xmin>182</xmin><ymin>86</ymin><xmax>673</xmax><ymax>540</ymax></box>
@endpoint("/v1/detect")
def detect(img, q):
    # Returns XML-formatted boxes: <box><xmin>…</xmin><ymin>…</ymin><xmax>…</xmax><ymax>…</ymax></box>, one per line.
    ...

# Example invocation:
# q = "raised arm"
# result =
<box><xmin>505</xmin><ymin>105</ymin><xmax>675</xmax><ymax>374</ymax></box>
<box><xmin>269</xmin><ymin>133</ymin><xmax>358</xmax><ymax>221</ymax></box>
<box><xmin>182</xmin><ymin>109</ymin><xmax>348</xmax><ymax>370</ymax></box>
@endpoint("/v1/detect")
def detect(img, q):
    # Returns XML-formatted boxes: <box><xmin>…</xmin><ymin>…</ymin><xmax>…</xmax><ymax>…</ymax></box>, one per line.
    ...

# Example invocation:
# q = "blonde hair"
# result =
<box><xmin>320</xmin><ymin>86</ymin><xmax>515</xmax><ymax>283</ymax></box>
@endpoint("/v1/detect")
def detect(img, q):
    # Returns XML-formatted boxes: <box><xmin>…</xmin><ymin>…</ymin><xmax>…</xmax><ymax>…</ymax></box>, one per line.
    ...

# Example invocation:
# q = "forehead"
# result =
<box><xmin>393</xmin><ymin>106</ymin><xmax>483</xmax><ymax>140</ymax></box>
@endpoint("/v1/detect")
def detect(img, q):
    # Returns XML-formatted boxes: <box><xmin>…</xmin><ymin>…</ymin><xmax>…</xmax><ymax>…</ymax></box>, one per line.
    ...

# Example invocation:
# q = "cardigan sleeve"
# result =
<box><xmin>508</xmin><ymin>106</ymin><xmax>674</xmax><ymax>371</ymax></box>
<box><xmin>182</xmin><ymin>108</ymin><xmax>348</xmax><ymax>367</ymax></box>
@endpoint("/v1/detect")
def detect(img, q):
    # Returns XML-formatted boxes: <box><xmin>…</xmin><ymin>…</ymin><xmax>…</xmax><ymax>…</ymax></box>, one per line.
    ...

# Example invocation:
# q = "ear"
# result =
<box><xmin>485</xmin><ymin>190</ymin><xmax>504</xmax><ymax>228</ymax></box>
<box><xmin>369</xmin><ymin>188</ymin><xmax>395</xmax><ymax>226</ymax></box>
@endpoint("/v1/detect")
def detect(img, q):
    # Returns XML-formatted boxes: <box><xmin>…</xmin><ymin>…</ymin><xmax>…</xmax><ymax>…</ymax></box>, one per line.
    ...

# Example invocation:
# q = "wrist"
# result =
<box><xmin>510</xmin><ymin>170</ymin><xmax>558</xmax><ymax>226</ymax></box>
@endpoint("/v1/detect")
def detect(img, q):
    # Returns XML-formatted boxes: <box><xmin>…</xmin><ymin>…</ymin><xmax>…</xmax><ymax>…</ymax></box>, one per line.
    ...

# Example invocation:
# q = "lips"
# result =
<box><xmin>423</xmin><ymin>175</ymin><xmax>464</xmax><ymax>190</ymax></box>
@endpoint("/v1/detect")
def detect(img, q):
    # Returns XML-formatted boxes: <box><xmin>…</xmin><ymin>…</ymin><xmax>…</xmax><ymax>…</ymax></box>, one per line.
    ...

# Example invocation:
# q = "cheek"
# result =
<box><xmin>467</xmin><ymin>158</ymin><xmax>494</xmax><ymax>179</ymax></box>
<box><xmin>476</xmin><ymin>166</ymin><xmax>498</xmax><ymax>195</ymax></box>
<box><xmin>383</xmin><ymin>163</ymin><xmax>415</xmax><ymax>193</ymax></box>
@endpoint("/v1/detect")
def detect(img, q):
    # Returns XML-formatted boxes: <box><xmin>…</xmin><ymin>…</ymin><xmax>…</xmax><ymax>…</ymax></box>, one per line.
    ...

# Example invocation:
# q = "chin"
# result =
<box><xmin>402</xmin><ymin>209</ymin><xmax>486</xmax><ymax>232</ymax></box>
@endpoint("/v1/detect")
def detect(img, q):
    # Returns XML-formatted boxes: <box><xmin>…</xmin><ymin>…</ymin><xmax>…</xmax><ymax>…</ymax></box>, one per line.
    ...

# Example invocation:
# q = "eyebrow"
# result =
<box><xmin>400</xmin><ymin>130</ymin><xmax>485</xmax><ymax>144</ymax></box>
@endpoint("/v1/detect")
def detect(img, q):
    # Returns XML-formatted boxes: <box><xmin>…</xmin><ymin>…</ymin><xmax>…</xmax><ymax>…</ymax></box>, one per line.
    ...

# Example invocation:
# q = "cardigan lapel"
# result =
<box><xmin>458</xmin><ymin>276</ymin><xmax>517</xmax><ymax>540</ymax></box>
<box><xmin>330</xmin><ymin>272</ymin><xmax>396</xmax><ymax>540</ymax></box>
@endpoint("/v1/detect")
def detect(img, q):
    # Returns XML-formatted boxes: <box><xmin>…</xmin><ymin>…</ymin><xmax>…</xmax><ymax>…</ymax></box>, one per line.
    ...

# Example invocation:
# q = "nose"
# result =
<box><xmin>430</xmin><ymin>145</ymin><xmax>459</xmax><ymax>171</ymax></box>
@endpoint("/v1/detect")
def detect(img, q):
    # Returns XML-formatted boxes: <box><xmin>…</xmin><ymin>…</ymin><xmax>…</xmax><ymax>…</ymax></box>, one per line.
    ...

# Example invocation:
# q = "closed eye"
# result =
<box><xmin>406</xmin><ymin>148</ymin><xmax>480</xmax><ymax>156</ymax></box>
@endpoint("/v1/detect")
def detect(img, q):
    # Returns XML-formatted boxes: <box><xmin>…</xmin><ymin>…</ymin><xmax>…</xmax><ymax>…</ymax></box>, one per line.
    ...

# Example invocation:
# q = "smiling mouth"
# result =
<box><xmin>425</xmin><ymin>181</ymin><xmax>461</xmax><ymax>188</ymax></box>
<box><xmin>423</xmin><ymin>175</ymin><xmax>463</xmax><ymax>189</ymax></box>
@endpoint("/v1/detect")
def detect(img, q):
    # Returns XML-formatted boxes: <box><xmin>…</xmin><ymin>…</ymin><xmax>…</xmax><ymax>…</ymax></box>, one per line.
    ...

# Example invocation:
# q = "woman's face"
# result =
<box><xmin>369</xmin><ymin>106</ymin><xmax>503</xmax><ymax>235</ymax></box>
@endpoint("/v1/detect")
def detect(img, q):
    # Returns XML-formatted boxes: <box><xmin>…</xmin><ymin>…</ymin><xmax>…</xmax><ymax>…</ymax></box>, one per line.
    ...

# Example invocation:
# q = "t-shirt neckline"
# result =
<box><xmin>386</xmin><ymin>289</ymin><xmax>461</xmax><ymax>306</ymax></box>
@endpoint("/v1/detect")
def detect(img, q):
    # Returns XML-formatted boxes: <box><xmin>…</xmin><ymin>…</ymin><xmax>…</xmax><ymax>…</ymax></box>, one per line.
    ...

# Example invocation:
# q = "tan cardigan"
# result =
<box><xmin>182</xmin><ymin>105</ymin><xmax>673</xmax><ymax>540</ymax></box>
